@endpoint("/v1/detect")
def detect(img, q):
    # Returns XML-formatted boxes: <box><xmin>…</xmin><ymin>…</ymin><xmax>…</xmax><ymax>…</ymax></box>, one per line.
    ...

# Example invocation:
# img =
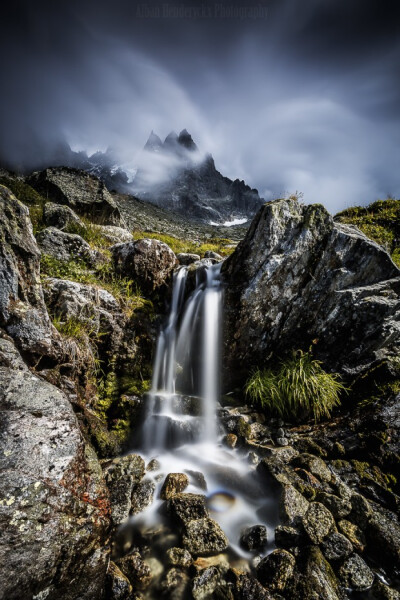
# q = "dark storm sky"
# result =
<box><xmin>1</xmin><ymin>0</ymin><xmax>399</xmax><ymax>212</ymax></box>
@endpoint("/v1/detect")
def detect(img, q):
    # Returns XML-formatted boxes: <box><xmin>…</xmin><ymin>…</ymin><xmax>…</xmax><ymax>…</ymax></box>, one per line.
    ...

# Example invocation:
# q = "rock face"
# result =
<box><xmin>0</xmin><ymin>185</ymin><xmax>54</xmax><ymax>360</ymax></box>
<box><xmin>222</xmin><ymin>198</ymin><xmax>400</xmax><ymax>388</ymax></box>
<box><xmin>112</xmin><ymin>238</ymin><xmax>178</xmax><ymax>294</ymax></box>
<box><xmin>0</xmin><ymin>336</ymin><xmax>110</xmax><ymax>600</ymax></box>
<box><xmin>28</xmin><ymin>167</ymin><xmax>123</xmax><ymax>225</ymax></box>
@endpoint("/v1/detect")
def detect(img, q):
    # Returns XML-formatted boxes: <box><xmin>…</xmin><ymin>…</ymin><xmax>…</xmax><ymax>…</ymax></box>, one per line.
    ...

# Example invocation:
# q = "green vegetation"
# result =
<box><xmin>65</xmin><ymin>219</ymin><xmax>113</xmax><ymax>249</ymax></box>
<box><xmin>335</xmin><ymin>197</ymin><xmax>400</xmax><ymax>266</ymax></box>
<box><xmin>245</xmin><ymin>350</ymin><xmax>347</xmax><ymax>422</ymax></box>
<box><xmin>132</xmin><ymin>229</ymin><xmax>236</xmax><ymax>257</ymax></box>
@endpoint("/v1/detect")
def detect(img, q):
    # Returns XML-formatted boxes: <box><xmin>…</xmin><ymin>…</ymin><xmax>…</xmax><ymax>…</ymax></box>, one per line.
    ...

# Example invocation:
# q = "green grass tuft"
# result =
<box><xmin>245</xmin><ymin>350</ymin><xmax>347</xmax><ymax>422</ymax></box>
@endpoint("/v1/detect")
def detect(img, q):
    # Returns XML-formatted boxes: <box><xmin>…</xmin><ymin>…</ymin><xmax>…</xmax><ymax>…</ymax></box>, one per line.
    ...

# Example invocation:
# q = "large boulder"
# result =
<box><xmin>112</xmin><ymin>238</ymin><xmax>178</xmax><ymax>294</ymax></box>
<box><xmin>43</xmin><ymin>202</ymin><xmax>85</xmax><ymax>230</ymax></box>
<box><xmin>27</xmin><ymin>167</ymin><xmax>123</xmax><ymax>226</ymax></box>
<box><xmin>0</xmin><ymin>336</ymin><xmax>110</xmax><ymax>599</ymax></box>
<box><xmin>222</xmin><ymin>198</ymin><xmax>400</xmax><ymax>388</ymax></box>
<box><xmin>0</xmin><ymin>185</ymin><xmax>53</xmax><ymax>360</ymax></box>
<box><xmin>37</xmin><ymin>227</ymin><xmax>103</xmax><ymax>266</ymax></box>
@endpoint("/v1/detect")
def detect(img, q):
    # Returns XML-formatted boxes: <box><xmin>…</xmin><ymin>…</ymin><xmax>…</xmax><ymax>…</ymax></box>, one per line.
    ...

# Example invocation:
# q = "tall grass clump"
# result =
<box><xmin>245</xmin><ymin>350</ymin><xmax>347</xmax><ymax>422</ymax></box>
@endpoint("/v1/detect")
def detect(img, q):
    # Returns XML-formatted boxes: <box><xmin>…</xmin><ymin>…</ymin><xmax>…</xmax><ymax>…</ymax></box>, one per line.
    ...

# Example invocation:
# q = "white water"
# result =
<box><xmin>126</xmin><ymin>262</ymin><xmax>278</xmax><ymax>562</ymax></box>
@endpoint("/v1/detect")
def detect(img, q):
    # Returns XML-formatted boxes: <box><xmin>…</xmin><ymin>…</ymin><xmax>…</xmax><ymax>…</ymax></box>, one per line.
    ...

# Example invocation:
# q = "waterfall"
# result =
<box><xmin>142</xmin><ymin>262</ymin><xmax>222</xmax><ymax>450</ymax></box>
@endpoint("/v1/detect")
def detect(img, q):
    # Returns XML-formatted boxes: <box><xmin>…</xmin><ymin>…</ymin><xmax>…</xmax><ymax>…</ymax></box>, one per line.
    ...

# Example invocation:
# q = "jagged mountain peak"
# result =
<box><xmin>144</xmin><ymin>131</ymin><xmax>163</xmax><ymax>152</ymax></box>
<box><xmin>178</xmin><ymin>129</ymin><xmax>198</xmax><ymax>152</ymax></box>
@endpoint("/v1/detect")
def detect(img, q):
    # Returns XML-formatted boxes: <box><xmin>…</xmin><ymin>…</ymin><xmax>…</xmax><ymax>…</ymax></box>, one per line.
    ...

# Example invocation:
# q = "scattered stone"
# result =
<box><xmin>112</xmin><ymin>238</ymin><xmax>178</xmax><ymax>294</ymax></box>
<box><xmin>166</xmin><ymin>547</ymin><xmax>193</xmax><ymax>569</ymax></box>
<box><xmin>117</xmin><ymin>553</ymin><xmax>152</xmax><ymax>591</ymax></box>
<box><xmin>159</xmin><ymin>568</ymin><xmax>190</xmax><ymax>598</ymax></box>
<box><xmin>192</xmin><ymin>554</ymin><xmax>230</xmax><ymax>574</ymax></box>
<box><xmin>235</xmin><ymin>573</ymin><xmax>275</xmax><ymax>600</ymax></box>
<box><xmin>28</xmin><ymin>166</ymin><xmax>123</xmax><ymax>225</ymax></box>
<box><xmin>106</xmin><ymin>561</ymin><xmax>133</xmax><ymax>600</ymax></box>
<box><xmin>321</xmin><ymin>532</ymin><xmax>353</xmax><ymax>562</ymax></box>
<box><xmin>146</xmin><ymin>458</ymin><xmax>161</xmax><ymax>472</ymax></box>
<box><xmin>302</xmin><ymin>502</ymin><xmax>335</xmax><ymax>544</ymax></box>
<box><xmin>239</xmin><ymin>525</ymin><xmax>267</xmax><ymax>552</ymax></box>
<box><xmin>192</xmin><ymin>566</ymin><xmax>220</xmax><ymax>599</ymax></box>
<box><xmin>177</xmin><ymin>252</ymin><xmax>201</xmax><ymax>265</ymax></box>
<box><xmin>291</xmin><ymin>453</ymin><xmax>332</xmax><ymax>483</ymax></box>
<box><xmin>247</xmin><ymin>451</ymin><xmax>261</xmax><ymax>466</ymax></box>
<box><xmin>185</xmin><ymin>470</ymin><xmax>207</xmax><ymax>490</ymax></box>
<box><xmin>338</xmin><ymin>519</ymin><xmax>366</xmax><ymax>553</ymax></box>
<box><xmin>280</xmin><ymin>484</ymin><xmax>309</xmax><ymax>523</ymax></box>
<box><xmin>339</xmin><ymin>554</ymin><xmax>374</xmax><ymax>591</ymax></box>
<box><xmin>182</xmin><ymin>518</ymin><xmax>229</xmax><ymax>556</ymax></box>
<box><xmin>131</xmin><ymin>479</ymin><xmax>155</xmax><ymax>515</ymax></box>
<box><xmin>37</xmin><ymin>226</ymin><xmax>103</xmax><ymax>266</ymax></box>
<box><xmin>103</xmin><ymin>454</ymin><xmax>145</xmax><ymax>525</ymax></box>
<box><xmin>256</xmin><ymin>549</ymin><xmax>295</xmax><ymax>592</ymax></box>
<box><xmin>317</xmin><ymin>491</ymin><xmax>351</xmax><ymax>519</ymax></box>
<box><xmin>224</xmin><ymin>433</ymin><xmax>238</xmax><ymax>448</ymax></box>
<box><xmin>43</xmin><ymin>201</ymin><xmax>84</xmax><ymax>230</ymax></box>
<box><xmin>275</xmin><ymin>525</ymin><xmax>301</xmax><ymax>549</ymax></box>
<box><xmin>277</xmin><ymin>437</ymin><xmax>289</xmax><ymax>447</ymax></box>
<box><xmin>160</xmin><ymin>473</ymin><xmax>189</xmax><ymax>500</ymax></box>
<box><xmin>167</xmin><ymin>493</ymin><xmax>208</xmax><ymax>525</ymax></box>
<box><xmin>349</xmin><ymin>493</ymin><xmax>372</xmax><ymax>528</ymax></box>
<box><xmin>145</xmin><ymin>557</ymin><xmax>164</xmax><ymax>582</ymax></box>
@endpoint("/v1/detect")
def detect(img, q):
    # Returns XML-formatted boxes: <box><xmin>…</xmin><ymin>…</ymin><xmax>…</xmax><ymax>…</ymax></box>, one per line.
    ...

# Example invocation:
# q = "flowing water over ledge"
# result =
<box><xmin>122</xmin><ymin>263</ymin><xmax>279</xmax><ymax>576</ymax></box>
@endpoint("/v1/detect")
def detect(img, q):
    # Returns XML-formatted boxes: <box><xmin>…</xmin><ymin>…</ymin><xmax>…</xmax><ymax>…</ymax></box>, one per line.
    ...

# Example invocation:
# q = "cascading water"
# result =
<box><xmin>124</xmin><ymin>261</ymin><xmax>279</xmax><ymax>576</ymax></box>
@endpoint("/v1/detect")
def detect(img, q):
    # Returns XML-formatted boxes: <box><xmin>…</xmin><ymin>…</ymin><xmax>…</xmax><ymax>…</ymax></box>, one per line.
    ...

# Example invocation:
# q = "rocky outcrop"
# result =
<box><xmin>28</xmin><ymin>167</ymin><xmax>123</xmax><ymax>226</ymax></box>
<box><xmin>222</xmin><ymin>198</ymin><xmax>400</xmax><ymax>388</ymax></box>
<box><xmin>37</xmin><ymin>227</ymin><xmax>104</xmax><ymax>266</ymax></box>
<box><xmin>43</xmin><ymin>202</ymin><xmax>85</xmax><ymax>230</ymax></box>
<box><xmin>0</xmin><ymin>336</ymin><xmax>110</xmax><ymax>600</ymax></box>
<box><xmin>112</xmin><ymin>238</ymin><xmax>178</xmax><ymax>294</ymax></box>
<box><xmin>0</xmin><ymin>185</ymin><xmax>54</xmax><ymax>361</ymax></box>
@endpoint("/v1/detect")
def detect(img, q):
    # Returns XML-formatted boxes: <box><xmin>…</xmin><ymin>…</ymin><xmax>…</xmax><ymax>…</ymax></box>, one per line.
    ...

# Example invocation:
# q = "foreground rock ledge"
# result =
<box><xmin>222</xmin><ymin>198</ymin><xmax>400</xmax><ymax>389</ymax></box>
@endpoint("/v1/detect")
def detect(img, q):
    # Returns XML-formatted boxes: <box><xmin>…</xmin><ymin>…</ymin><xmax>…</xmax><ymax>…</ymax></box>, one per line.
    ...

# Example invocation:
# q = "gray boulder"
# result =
<box><xmin>27</xmin><ymin>167</ymin><xmax>123</xmax><ymax>226</ymax></box>
<box><xmin>43</xmin><ymin>202</ymin><xmax>85</xmax><ymax>230</ymax></box>
<box><xmin>37</xmin><ymin>227</ymin><xmax>103</xmax><ymax>266</ymax></box>
<box><xmin>339</xmin><ymin>554</ymin><xmax>374</xmax><ymax>591</ymax></box>
<box><xmin>103</xmin><ymin>454</ymin><xmax>145</xmax><ymax>525</ymax></box>
<box><xmin>177</xmin><ymin>252</ymin><xmax>201</xmax><ymax>265</ymax></box>
<box><xmin>222</xmin><ymin>198</ymin><xmax>400</xmax><ymax>388</ymax></box>
<box><xmin>92</xmin><ymin>225</ymin><xmax>133</xmax><ymax>244</ymax></box>
<box><xmin>0</xmin><ymin>337</ymin><xmax>110</xmax><ymax>600</ymax></box>
<box><xmin>0</xmin><ymin>185</ymin><xmax>53</xmax><ymax>360</ymax></box>
<box><xmin>182</xmin><ymin>518</ymin><xmax>229</xmax><ymax>556</ymax></box>
<box><xmin>112</xmin><ymin>238</ymin><xmax>178</xmax><ymax>294</ymax></box>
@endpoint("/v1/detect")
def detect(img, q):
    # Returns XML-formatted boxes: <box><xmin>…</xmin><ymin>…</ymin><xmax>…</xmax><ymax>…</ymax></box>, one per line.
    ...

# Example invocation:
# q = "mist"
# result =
<box><xmin>0</xmin><ymin>0</ymin><xmax>399</xmax><ymax>213</ymax></box>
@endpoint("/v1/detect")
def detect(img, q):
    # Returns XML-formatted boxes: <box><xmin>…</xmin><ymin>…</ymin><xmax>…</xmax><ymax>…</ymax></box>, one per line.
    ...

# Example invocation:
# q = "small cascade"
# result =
<box><xmin>142</xmin><ymin>263</ymin><xmax>222</xmax><ymax>450</ymax></box>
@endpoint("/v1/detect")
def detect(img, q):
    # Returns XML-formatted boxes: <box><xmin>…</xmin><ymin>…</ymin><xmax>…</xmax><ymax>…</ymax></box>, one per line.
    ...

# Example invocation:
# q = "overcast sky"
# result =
<box><xmin>0</xmin><ymin>0</ymin><xmax>399</xmax><ymax>212</ymax></box>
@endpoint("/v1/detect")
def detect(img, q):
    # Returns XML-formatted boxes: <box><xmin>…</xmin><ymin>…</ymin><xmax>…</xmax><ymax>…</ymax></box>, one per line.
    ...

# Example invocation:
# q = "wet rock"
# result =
<box><xmin>176</xmin><ymin>252</ymin><xmax>200</xmax><ymax>265</ymax></box>
<box><xmin>224</xmin><ymin>433</ymin><xmax>238</xmax><ymax>448</ymax></box>
<box><xmin>0</xmin><ymin>185</ymin><xmax>53</xmax><ymax>359</ymax></box>
<box><xmin>275</xmin><ymin>525</ymin><xmax>301</xmax><ymax>549</ymax></box>
<box><xmin>0</xmin><ymin>337</ymin><xmax>110</xmax><ymax>600</ymax></box>
<box><xmin>131</xmin><ymin>479</ymin><xmax>155</xmax><ymax>515</ymax></box>
<box><xmin>204</xmin><ymin>250</ymin><xmax>223</xmax><ymax>261</ymax></box>
<box><xmin>256</xmin><ymin>549</ymin><xmax>295</xmax><ymax>592</ymax></box>
<box><xmin>371</xmin><ymin>579</ymin><xmax>400</xmax><ymax>600</ymax></box>
<box><xmin>321</xmin><ymin>533</ymin><xmax>353</xmax><ymax>562</ymax></box>
<box><xmin>239</xmin><ymin>525</ymin><xmax>267</xmax><ymax>552</ymax></box>
<box><xmin>105</xmin><ymin>561</ymin><xmax>133</xmax><ymax>600</ymax></box>
<box><xmin>146</xmin><ymin>458</ymin><xmax>161</xmax><ymax>472</ymax></box>
<box><xmin>166</xmin><ymin>547</ymin><xmax>192</xmax><ymax>568</ymax></box>
<box><xmin>247</xmin><ymin>451</ymin><xmax>260</xmax><ymax>466</ymax></box>
<box><xmin>291</xmin><ymin>453</ymin><xmax>332</xmax><ymax>483</ymax></box>
<box><xmin>103</xmin><ymin>454</ymin><xmax>145</xmax><ymax>525</ymax></box>
<box><xmin>160</xmin><ymin>473</ymin><xmax>190</xmax><ymax>500</ymax></box>
<box><xmin>159</xmin><ymin>568</ymin><xmax>190</xmax><ymax>599</ymax></box>
<box><xmin>299</xmin><ymin>546</ymin><xmax>344</xmax><ymax>600</ymax></box>
<box><xmin>349</xmin><ymin>493</ymin><xmax>373</xmax><ymax>528</ymax></box>
<box><xmin>338</xmin><ymin>519</ymin><xmax>366</xmax><ymax>552</ymax></box>
<box><xmin>117</xmin><ymin>553</ymin><xmax>152</xmax><ymax>591</ymax></box>
<box><xmin>192</xmin><ymin>566</ymin><xmax>220</xmax><ymax>599</ymax></box>
<box><xmin>234</xmin><ymin>573</ymin><xmax>275</xmax><ymax>600</ymax></box>
<box><xmin>222</xmin><ymin>198</ymin><xmax>400</xmax><ymax>390</ymax></box>
<box><xmin>277</xmin><ymin>437</ymin><xmax>289</xmax><ymax>447</ymax></box>
<box><xmin>167</xmin><ymin>493</ymin><xmax>208</xmax><ymax>525</ymax></box>
<box><xmin>43</xmin><ymin>201</ymin><xmax>84</xmax><ymax>230</ymax></box>
<box><xmin>185</xmin><ymin>470</ymin><xmax>207</xmax><ymax>490</ymax></box>
<box><xmin>280</xmin><ymin>484</ymin><xmax>309</xmax><ymax>523</ymax></box>
<box><xmin>317</xmin><ymin>491</ymin><xmax>351</xmax><ymax>519</ymax></box>
<box><xmin>28</xmin><ymin>166</ymin><xmax>123</xmax><ymax>225</ymax></box>
<box><xmin>302</xmin><ymin>502</ymin><xmax>335</xmax><ymax>544</ymax></box>
<box><xmin>182</xmin><ymin>517</ymin><xmax>229</xmax><ymax>556</ymax></box>
<box><xmin>339</xmin><ymin>554</ymin><xmax>374</xmax><ymax>591</ymax></box>
<box><xmin>112</xmin><ymin>238</ymin><xmax>178</xmax><ymax>294</ymax></box>
<box><xmin>367</xmin><ymin>506</ymin><xmax>400</xmax><ymax>568</ymax></box>
<box><xmin>37</xmin><ymin>227</ymin><xmax>103</xmax><ymax>266</ymax></box>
